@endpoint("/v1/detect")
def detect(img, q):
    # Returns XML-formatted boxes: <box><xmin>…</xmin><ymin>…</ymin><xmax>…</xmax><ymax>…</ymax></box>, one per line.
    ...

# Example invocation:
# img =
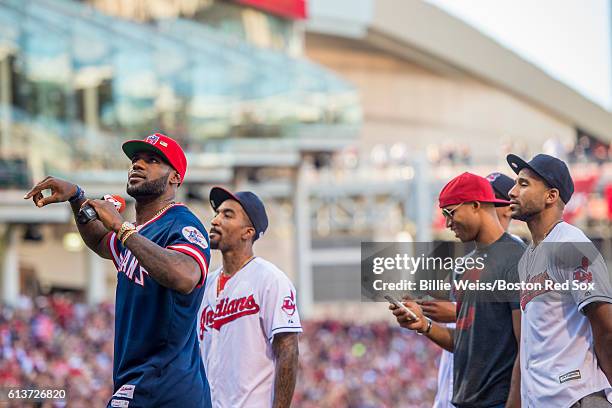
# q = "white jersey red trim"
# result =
<box><xmin>519</xmin><ymin>222</ymin><xmax>612</xmax><ymax>407</ymax></box>
<box><xmin>433</xmin><ymin>322</ymin><xmax>455</xmax><ymax>408</ymax></box>
<box><xmin>198</xmin><ymin>257</ymin><xmax>302</xmax><ymax>408</ymax></box>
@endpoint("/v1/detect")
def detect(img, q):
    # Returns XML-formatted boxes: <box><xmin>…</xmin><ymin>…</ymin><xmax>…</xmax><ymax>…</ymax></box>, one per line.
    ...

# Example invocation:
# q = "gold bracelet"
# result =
<box><xmin>117</xmin><ymin>222</ymin><xmax>129</xmax><ymax>240</ymax></box>
<box><xmin>121</xmin><ymin>229</ymin><xmax>138</xmax><ymax>245</ymax></box>
<box><xmin>117</xmin><ymin>221</ymin><xmax>135</xmax><ymax>241</ymax></box>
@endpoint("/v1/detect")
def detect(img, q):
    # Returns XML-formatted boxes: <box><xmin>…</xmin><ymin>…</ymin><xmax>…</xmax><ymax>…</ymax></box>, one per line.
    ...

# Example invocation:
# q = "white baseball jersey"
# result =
<box><xmin>433</xmin><ymin>322</ymin><xmax>455</xmax><ymax>408</ymax></box>
<box><xmin>197</xmin><ymin>257</ymin><xmax>302</xmax><ymax>408</ymax></box>
<box><xmin>518</xmin><ymin>222</ymin><xmax>612</xmax><ymax>408</ymax></box>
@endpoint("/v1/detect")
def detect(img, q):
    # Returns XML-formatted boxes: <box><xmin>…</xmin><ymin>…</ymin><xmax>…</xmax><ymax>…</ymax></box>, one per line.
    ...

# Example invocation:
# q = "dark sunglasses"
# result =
<box><xmin>441</xmin><ymin>202</ymin><xmax>465</xmax><ymax>219</ymax></box>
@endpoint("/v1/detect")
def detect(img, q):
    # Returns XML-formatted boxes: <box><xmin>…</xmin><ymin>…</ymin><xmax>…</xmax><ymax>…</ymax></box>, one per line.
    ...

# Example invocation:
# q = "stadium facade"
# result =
<box><xmin>0</xmin><ymin>0</ymin><xmax>359</xmax><ymax>307</ymax></box>
<box><xmin>1</xmin><ymin>0</ymin><xmax>611</xmax><ymax>318</ymax></box>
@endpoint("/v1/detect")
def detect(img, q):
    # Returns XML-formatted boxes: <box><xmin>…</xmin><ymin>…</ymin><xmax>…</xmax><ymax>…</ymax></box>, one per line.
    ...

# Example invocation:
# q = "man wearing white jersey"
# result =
<box><xmin>420</xmin><ymin>301</ymin><xmax>455</xmax><ymax>408</ymax></box>
<box><xmin>507</xmin><ymin>153</ymin><xmax>612</xmax><ymax>408</ymax></box>
<box><xmin>198</xmin><ymin>187</ymin><xmax>302</xmax><ymax>408</ymax></box>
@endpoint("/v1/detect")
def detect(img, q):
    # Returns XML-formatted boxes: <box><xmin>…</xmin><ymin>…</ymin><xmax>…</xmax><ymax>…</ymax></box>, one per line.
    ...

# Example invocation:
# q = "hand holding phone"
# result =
<box><xmin>384</xmin><ymin>295</ymin><xmax>419</xmax><ymax>321</ymax></box>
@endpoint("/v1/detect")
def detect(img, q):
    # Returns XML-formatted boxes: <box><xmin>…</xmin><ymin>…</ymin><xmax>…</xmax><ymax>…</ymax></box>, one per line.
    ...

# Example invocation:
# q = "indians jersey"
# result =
<box><xmin>198</xmin><ymin>257</ymin><xmax>302</xmax><ymax>408</ymax></box>
<box><xmin>106</xmin><ymin>204</ymin><xmax>211</xmax><ymax>408</ymax></box>
<box><xmin>519</xmin><ymin>222</ymin><xmax>612</xmax><ymax>408</ymax></box>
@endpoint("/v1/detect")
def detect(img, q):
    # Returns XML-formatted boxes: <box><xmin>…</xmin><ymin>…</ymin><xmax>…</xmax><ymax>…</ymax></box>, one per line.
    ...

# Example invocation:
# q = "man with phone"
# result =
<box><xmin>390</xmin><ymin>172</ymin><xmax>525</xmax><ymax>408</ymax></box>
<box><xmin>422</xmin><ymin>171</ymin><xmax>521</xmax><ymax>408</ymax></box>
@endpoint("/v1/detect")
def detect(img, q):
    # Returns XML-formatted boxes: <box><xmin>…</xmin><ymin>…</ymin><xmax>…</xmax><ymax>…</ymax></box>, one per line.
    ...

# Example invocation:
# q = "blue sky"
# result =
<box><xmin>427</xmin><ymin>0</ymin><xmax>612</xmax><ymax>110</ymax></box>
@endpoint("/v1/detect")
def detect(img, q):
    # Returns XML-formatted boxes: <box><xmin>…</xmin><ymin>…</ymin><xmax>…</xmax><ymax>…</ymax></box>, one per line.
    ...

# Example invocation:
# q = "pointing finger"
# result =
<box><xmin>24</xmin><ymin>178</ymin><xmax>53</xmax><ymax>199</ymax></box>
<box><xmin>24</xmin><ymin>185</ymin><xmax>43</xmax><ymax>199</ymax></box>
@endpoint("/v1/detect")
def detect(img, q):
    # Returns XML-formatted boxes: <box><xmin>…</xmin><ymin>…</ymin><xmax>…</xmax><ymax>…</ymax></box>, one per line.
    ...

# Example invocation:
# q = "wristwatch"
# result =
<box><xmin>417</xmin><ymin>317</ymin><xmax>432</xmax><ymax>336</ymax></box>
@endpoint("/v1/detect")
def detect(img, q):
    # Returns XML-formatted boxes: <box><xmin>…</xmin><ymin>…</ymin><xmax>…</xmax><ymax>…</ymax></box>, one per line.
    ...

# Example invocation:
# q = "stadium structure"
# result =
<box><xmin>0</xmin><ymin>0</ymin><xmax>611</xmax><ymax>319</ymax></box>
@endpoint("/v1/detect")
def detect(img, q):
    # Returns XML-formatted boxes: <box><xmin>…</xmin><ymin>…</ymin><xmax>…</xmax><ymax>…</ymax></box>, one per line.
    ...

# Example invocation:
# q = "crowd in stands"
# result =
<box><xmin>0</xmin><ymin>295</ymin><xmax>113</xmax><ymax>407</ymax></box>
<box><xmin>0</xmin><ymin>295</ymin><xmax>440</xmax><ymax>407</ymax></box>
<box><xmin>294</xmin><ymin>320</ymin><xmax>439</xmax><ymax>408</ymax></box>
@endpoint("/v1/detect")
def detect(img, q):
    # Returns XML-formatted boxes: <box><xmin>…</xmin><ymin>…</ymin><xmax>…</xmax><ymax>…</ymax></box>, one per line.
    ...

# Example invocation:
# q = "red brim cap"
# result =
<box><xmin>439</xmin><ymin>196</ymin><xmax>511</xmax><ymax>208</ymax></box>
<box><xmin>438</xmin><ymin>172</ymin><xmax>512</xmax><ymax>208</ymax></box>
<box><xmin>123</xmin><ymin>140</ymin><xmax>169</xmax><ymax>163</ymax></box>
<box><xmin>122</xmin><ymin>133</ymin><xmax>187</xmax><ymax>182</ymax></box>
<box><xmin>491</xmin><ymin>198</ymin><xmax>512</xmax><ymax>207</ymax></box>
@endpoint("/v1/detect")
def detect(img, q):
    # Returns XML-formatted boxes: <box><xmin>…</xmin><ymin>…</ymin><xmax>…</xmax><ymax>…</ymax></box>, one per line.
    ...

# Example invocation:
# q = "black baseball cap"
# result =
<box><xmin>209</xmin><ymin>187</ymin><xmax>268</xmax><ymax>241</ymax></box>
<box><xmin>506</xmin><ymin>153</ymin><xmax>574</xmax><ymax>203</ymax></box>
<box><xmin>486</xmin><ymin>172</ymin><xmax>515</xmax><ymax>202</ymax></box>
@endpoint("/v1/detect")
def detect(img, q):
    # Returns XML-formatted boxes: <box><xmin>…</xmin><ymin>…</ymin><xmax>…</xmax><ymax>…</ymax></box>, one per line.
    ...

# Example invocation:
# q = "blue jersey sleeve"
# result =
<box><xmin>165</xmin><ymin>213</ymin><xmax>211</xmax><ymax>288</ymax></box>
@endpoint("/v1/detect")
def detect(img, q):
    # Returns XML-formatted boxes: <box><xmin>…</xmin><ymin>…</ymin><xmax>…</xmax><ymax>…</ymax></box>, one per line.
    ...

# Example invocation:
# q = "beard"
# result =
<box><xmin>126</xmin><ymin>172</ymin><xmax>170</xmax><ymax>199</ymax></box>
<box><xmin>511</xmin><ymin>202</ymin><xmax>542</xmax><ymax>222</ymax></box>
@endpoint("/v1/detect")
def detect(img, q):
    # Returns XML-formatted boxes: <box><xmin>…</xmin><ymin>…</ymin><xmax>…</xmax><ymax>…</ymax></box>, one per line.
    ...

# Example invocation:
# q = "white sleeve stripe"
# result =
<box><xmin>577</xmin><ymin>295</ymin><xmax>612</xmax><ymax>310</ymax></box>
<box><xmin>171</xmin><ymin>243</ymin><xmax>209</xmax><ymax>266</ymax></box>
<box><xmin>167</xmin><ymin>244</ymin><xmax>209</xmax><ymax>277</ymax></box>
<box><xmin>108</xmin><ymin>233</ymin><xmax>120</xmax><ymax>267</ymax></box>
<box><xmin>270</xmin><ymin>326</ymin><xmax>303</xmax><ymax>333</ymax></box>
<box><xmin>268</xmin><ymin>326</ymin><xmax>303</xmax><ymax>342</ymax></box>
<box><xmin>167</xmin><ymin>244</ymin><xmax>208</xmax><ymax>267</ymax></box>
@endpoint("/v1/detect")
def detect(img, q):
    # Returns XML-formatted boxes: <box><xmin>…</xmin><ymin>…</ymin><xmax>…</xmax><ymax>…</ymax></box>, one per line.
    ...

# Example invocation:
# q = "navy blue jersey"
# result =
<box><xmin>106</xmin><ymin>204</ymin><xmax>211</xmax><ymax>408</ymax></box>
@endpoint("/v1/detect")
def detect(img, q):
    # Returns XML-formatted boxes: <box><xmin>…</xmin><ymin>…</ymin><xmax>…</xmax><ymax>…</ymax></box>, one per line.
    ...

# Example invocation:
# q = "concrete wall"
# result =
<box><xmin>305</xmin><ymin>34</ymin><xmax>576</xmax><ymax>164</ymax></box>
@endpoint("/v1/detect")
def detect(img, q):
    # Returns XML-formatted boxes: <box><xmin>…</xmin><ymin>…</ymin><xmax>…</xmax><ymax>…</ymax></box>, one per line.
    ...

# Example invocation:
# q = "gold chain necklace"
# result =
<box><xmin>154</xmin><ymin>201</ymin><xmax>175</xmax><ymax>219</ymax></box>
<box><xmin>138</xmin><ymin>202</ymin><xmax>176</xmax><ymax>227</ymax></box>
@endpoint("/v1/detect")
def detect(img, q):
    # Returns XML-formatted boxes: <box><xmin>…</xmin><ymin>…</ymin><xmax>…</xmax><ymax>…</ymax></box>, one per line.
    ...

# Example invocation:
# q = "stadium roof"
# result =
<box><xmin>307</xmin><ymin>0</ymin><xmax>612</xmax><ymax>142</ymax></box>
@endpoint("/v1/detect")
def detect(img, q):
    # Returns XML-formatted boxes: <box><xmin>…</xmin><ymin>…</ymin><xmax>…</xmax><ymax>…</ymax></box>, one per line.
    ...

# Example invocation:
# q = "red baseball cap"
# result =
<box><xmin>122</xmin><ymin>133</ymin><xmax>187</xmax><ymax>183</ymax></box>
<box><xmin>439</xmin><ymin>172</ymin><xmax>511</xmax><ymax>208</ymax></box>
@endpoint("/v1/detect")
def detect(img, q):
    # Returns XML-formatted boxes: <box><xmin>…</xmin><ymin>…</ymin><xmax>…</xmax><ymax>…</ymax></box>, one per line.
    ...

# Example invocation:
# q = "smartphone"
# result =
<box><xmin>384</xmin><ymin>295</ymin><xmax>419</xmax><ymax>321</ymax></box>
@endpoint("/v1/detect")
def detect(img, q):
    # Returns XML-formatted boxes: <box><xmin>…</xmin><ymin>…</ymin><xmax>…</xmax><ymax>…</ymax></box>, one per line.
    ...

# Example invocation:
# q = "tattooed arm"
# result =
<box><xmin>272</xmin><ymin>332</ymin><xmax>299</xmax><ymax>408</ymax></box>
<box><xmin>84</xmin><ymin>199</ymin><xmax>201</xmax><ymax>294</ymax></box>
<box><xmin>585</xmin><ymin>302</ymin><xmax>612</xmax><ymax>384</ymax></box>
<box><xmin>122</xmin><ymin>233</ymin><xmax>201</xmax><ymax>294</ymax></box>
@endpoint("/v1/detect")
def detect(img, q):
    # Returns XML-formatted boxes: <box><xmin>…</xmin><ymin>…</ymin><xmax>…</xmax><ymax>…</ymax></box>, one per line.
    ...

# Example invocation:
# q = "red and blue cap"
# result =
<box><xmin>210</xmin><ymin>187</ymin><xmax>269</xmax><ymax>241</ymax></box>
<box><xmin>439</xmin><ymin>172</ymin><xmax>511</xmax><ymax>208</ymax></box>
<box><xmin>122</xmin><ymin>133</ymin><xmax>187</xmax><ymax>183</ymax></box>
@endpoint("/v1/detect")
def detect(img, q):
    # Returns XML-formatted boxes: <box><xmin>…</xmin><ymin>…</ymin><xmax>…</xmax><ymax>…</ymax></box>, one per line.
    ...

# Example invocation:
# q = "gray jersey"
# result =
<box><xmin>519</xmin><ymin>222</ymin><xmax>612</xmax><ymax>408</ymax></box>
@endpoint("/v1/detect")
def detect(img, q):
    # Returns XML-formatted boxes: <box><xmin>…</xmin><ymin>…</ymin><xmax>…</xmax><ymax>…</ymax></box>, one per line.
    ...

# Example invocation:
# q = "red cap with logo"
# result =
<box><xmin>439</xmin><ymin>172</ymin><xmax>511</xmax><ymax>208</ymax></box>
<box><xmin>122</xmin><ymin>133</ymin><xmax>187</xmax><ymax>182</ymax></box>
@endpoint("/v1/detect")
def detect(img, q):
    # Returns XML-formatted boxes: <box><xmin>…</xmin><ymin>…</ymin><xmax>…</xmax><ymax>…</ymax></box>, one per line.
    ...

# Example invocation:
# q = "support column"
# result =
<box><xmin>294</xmin><ymin>158</ymin><xmax>313</xmax><ymax>317</ymax></box>
<box><xmin>83</xmin><ymin>86</ymin><xmax>99</xmax><ymax>130</ymax></box>
<box><xmin>86</xmin><ymin>250</ymin><xmax>106</xmax><ymax>305</ymax></box>
<box><xmin>1</xmin><ymin>225</ymin><xmax>20</xmax><ymax>306</ymax></box>
<box><xmin>0</xmin><ymin>54</ymin><xmax>13</xmax><ymax>157</ymax></box>
<box><xmin>414</xmin><ymin>155</ymin><xmax>432</xmax><ymax>242</ymax></box>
